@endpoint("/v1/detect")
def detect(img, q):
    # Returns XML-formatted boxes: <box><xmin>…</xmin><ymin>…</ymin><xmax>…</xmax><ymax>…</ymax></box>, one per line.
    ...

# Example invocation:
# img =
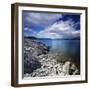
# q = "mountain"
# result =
<box><xmin>24</xmin><ymin>36</ymin><xmax>37</xmax><ymax>39</ymax></box>
<box><xmin>24</xmin><ymin>36</ymin><xmax>80</xmax><ymax>40</ymax></box>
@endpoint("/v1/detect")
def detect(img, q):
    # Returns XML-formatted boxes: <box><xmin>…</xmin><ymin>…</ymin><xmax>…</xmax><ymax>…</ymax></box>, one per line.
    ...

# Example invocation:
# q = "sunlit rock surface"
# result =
<box><xmin>24</xmin><ymin>39</ymin><xmax>80</xmax><ymax>77</ymax></box>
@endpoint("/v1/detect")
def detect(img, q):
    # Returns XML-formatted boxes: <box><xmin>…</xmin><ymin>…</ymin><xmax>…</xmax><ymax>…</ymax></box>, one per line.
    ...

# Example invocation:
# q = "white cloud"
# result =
<box><xmin>25</xmin><ymin>12</ymin><xmax>62</xmax><ymax>27</ymax></box>
<box><xmin>24</xmin><ymin>27</ymin><xmax>36</xmax><ymax>37</ymax></box>
<box><xmin>37</xmin><ymin>19</ymin><xmax>80</xmax><ymax>39</ymax></box>
<box><xmin>24</xmin><ymin>27</ymin><xmax>32</xmax><ymax>31</ymax></box>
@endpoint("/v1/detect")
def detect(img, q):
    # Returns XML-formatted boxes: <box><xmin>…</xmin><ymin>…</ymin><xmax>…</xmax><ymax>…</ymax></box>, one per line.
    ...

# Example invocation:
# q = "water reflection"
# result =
<box><xmin>37</xmin><ymin>39</ymin><xmax>80</xmax><ymax>65</ymax></box>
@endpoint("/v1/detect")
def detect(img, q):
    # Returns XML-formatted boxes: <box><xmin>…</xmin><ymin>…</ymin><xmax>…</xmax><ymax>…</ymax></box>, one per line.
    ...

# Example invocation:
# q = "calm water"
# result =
<box><xmin>36</xmin><ymin>39</ymin><xmax>80</xmax><ymax>65</ymax></box>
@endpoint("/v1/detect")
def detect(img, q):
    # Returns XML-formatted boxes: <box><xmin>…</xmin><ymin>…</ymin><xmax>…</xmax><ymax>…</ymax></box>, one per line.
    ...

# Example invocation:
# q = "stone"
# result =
<box><xmin>24</xmin><ymin>39</ymin><xmax>79</xmax><ymax>77</ymax></box>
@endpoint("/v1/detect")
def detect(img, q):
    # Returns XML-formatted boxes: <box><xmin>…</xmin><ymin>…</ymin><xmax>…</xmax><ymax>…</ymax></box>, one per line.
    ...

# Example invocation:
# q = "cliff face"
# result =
<box><xmin>24</xmin><ymin>39</ymin><xmax>79</xmax><ymax>77</ymax></box>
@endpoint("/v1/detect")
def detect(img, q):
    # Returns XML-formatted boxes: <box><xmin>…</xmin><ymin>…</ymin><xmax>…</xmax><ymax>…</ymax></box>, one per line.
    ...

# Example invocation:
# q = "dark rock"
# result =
<box><xmin>24</xmin><ymin>39</ymin><xmax>50</xmax><ymax>74</ymax></box>
<box><xmin>24</xmin><ymin>39</ymin><xmax>80</xmax><ymax>77</ymax></box>
<box><xmin>24</xmin><ymin>57</ymin><xmax>41</xmax><ymax>74</ymax></box>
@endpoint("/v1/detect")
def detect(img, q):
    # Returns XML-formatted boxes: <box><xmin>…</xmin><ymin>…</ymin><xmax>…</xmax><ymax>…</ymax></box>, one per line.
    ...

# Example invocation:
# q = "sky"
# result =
<box><xmin>23</xmin><ymin>11</ymin><xmax>80</xmax><ymax>39</ymax></box>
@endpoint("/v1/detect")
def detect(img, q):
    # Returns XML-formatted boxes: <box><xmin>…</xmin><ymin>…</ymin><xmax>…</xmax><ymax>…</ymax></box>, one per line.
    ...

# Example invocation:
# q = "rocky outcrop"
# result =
<box><xmin>24</xmin><ymin>54</ymin><xmax>79</xmax><ymax>77</ymax></box>
<box><xmin>24</xmin><ymin>39</ymin><xmax>79</xmax><ymax>77</ymax></box>
<box><xmin>24</xmin><ymin>39</ymin><xmax>50</xmax><ymax>74</ymax></box>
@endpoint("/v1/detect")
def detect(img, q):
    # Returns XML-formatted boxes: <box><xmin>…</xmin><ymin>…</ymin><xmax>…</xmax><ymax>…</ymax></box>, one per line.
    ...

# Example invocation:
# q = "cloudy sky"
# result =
<box><xmin>23</xmin><ymin>11</ymin><xmax>80</xmax><ymax>39</ymax></box>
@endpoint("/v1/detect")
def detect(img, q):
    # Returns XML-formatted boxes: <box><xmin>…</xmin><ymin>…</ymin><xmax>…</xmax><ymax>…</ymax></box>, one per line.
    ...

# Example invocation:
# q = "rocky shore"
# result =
<box><xmin>24</xmin><ymin>38</ymin><xmax>80</xmax><ymax>77</ymax></box>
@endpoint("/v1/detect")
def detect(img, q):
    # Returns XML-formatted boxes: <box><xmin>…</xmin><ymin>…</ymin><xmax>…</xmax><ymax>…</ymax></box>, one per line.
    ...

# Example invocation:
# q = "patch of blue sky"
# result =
<box><xmin>22</xmin><ymin>11</ymin><xmax>80</xmax><ymax>39</ymax></box>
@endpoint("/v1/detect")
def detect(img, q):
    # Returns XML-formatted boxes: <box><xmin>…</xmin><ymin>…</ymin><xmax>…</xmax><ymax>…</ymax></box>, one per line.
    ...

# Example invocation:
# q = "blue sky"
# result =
<box><xmin>23</xmin><ymin>11</ymin><xmax>80</xmax><ymax>39</ymax></box>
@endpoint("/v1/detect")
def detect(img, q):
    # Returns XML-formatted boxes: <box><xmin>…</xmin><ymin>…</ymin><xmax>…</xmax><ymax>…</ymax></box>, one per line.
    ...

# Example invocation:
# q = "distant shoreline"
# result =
<box><xmin>24</xmin><ymin>36</ymin><xmax>80</xmax><ymax>40</ymax></box>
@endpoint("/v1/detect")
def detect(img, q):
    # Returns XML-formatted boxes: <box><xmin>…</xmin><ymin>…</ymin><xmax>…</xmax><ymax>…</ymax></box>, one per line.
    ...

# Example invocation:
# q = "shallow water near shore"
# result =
<box><xmin>34</xmin><ymin>39</ymin><xmax>80</xmax><ymax>65</ymax></box>
<box><xmin>24</xmin><ymin>38</ymin><xmax>80</xmax><ymax>77</ymax></box>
